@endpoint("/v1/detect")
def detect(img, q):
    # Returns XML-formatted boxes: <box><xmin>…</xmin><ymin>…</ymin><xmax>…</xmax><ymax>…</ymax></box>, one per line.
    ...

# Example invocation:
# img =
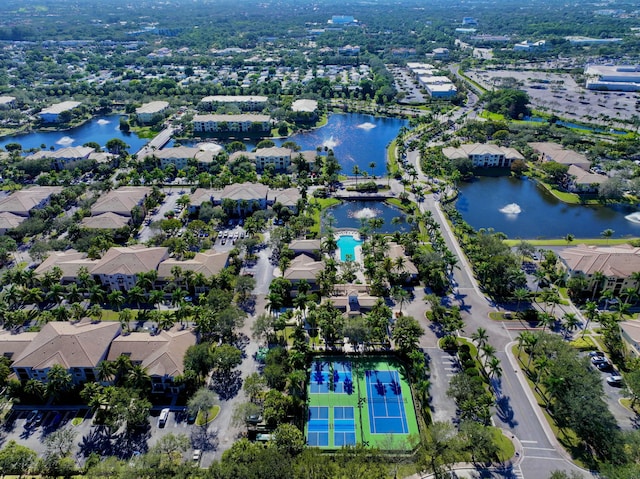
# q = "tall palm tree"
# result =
<box><xmin>480</xmin><ymin>343</ymin><xmax>497</xmax><ymax>367</ymax></box>
<box><xmin>126</xmin><ymin>365</ymin><xmax>151</xmax><ymax>393</ymax></box>
<box><xmin>107</xmin><ymin>290</ymin><xmax>126</xmax><ymax>312</ymax></box>
<box><xmin>88</xmin><ymin>304</ymin><xmax>103</xmax><ymax>322</ymax></box>
<box><xmin>127</xmin><ymin>286</ymin><xmax>147</xmax><ymax>311</ymax></box>
<box><xmin>97</xmin><ymin>360</ymin><xmax>116</xmax><ymax>383</ymax></box>
<box><xmin>513</xmin><ymin>287</ymin><xmax>529</xmax><ymax>313</ymax></box>
<box><xmin>471</xmin><ymin>327</ymin><xmax>489</xmax><ymax>348</ymax></box>
<box><xmin>149</xmin><ymin>289</ymin><xmax>165</xmax><ymax>312</ymax></box>
<box><xmin>391</xmin><ymin>286</ymin><xmax>411</xmax><ymax>315</ymax></box>
<box><xmin>538</xmin><ymin>312</ymin><xmax>556</xmax><ymax>332</ymax></box>
<box><xmin>487</xmin><ymin>356</ymin><xmax>502</xmax><ymax>380</ymax></box>
<box><xmin>590</xmin><ymin>271</ymin><xmax>606</xmax><ymax>300</ymax></box>
<box><xmin>352</xmin><ymin>165</ymin><xmax>361</xmax><ymax>186</ymax></box>
<box><xmin>562</xmin><ymin>312</ymin><xmax>580</xmax><ymax>339</ymax></box>
<box><xmin>582</xmin><ymin>301</ymin><xmax>599</xmax><ymax>338</ymax></box>
<box><xmin>118</xmin><ymin>308</ymin><xmax>133</xmax><ymax>333</ymax></box>
<box><xmin>600</xmin><ymin>228</ymin><xmax>614</xmax><ymax>244</ymax></box>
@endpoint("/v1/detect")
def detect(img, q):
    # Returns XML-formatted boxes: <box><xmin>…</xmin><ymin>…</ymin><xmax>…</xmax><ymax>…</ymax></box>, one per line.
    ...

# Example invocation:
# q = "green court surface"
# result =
<box><xmin>306</xmin><ymin>356</ymin><xmax>420</xmax><ymax>451</ymax></box>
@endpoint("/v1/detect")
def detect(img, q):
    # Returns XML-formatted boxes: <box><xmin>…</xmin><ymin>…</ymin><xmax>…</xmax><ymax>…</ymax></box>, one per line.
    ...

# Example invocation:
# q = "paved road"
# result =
<box><xmin>402</xmin><ymin>141</ymin><xmax>592</xmax><ymax>478</ymax></box>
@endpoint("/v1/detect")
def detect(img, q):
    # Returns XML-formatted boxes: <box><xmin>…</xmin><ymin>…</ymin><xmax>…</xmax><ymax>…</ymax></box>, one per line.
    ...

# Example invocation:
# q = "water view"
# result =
<box><xmin>274</xmin><ymin>113</ymin><xmax>407</xmax><ymax>177</ymax></box>
<box><xmin>326</xmin><ymin>200</ymin><xmax>410</xmax><ymax>234</ymax></box>
<box><xmin>0</xmin><ymin>115</ymin><xmax>148</xmax><ymax>153</ymax></box>
<box><xmin>456</xmin><ymin>176</ymin><xmax>640</xmax><ymax>239</ymax></box>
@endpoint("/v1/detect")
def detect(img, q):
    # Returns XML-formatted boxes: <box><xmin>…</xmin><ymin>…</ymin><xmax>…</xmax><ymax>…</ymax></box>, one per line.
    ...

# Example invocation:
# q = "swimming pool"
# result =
<box><xmin>337</xmin><ymin>235</ymin><xmax>363</xmax><ymax>262</ymax></box>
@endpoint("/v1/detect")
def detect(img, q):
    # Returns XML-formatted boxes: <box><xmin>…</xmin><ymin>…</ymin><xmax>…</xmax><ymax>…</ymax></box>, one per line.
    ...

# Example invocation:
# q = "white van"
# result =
<box><xmin>158</xmin><ymin>408</ymin><xmax>170</xmax><ymax>427</ymax></box>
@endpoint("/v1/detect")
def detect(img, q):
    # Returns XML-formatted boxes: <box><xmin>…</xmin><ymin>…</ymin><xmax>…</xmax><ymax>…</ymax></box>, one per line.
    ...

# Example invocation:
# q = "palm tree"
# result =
<box><xmin>126</xmin><ymin>364</ymin><xmax>151</xmax><ymax>393</ymax></box>
<box><xmin>85</xmin><ymin>304</ymin><xmax>101</xmax><ymax>323</ymax></box>
<box><xmin>66</xmin><ymin>283</ymin><xmax>83</xmax><ymax>304</ymax></box>
<box><xmin>114</xmin><ymin>354</ymin><xmax>133</xmax><ymax>383</ymax></box>
<box><xmin>562</xmin><ymin>312</ymin><xmax>580</xmax><ymax>339</ymax></box>
<box><xmin>97</xmin><ymin>360</ymin><xmax>116</xmax><ymax>383</ymax></box>
<box><xmin>369</xmin><ymin>161</ymin><xmax>376</xmax><ymax>177</ymax></box>
<box><xmin>391</xmin><ymin>286</ymin><xmax>411</xmax><ymax>315</ymax></box>
<box><xmin>516</xmin><ymin>331</ymin><xmax>533</xmax><ymax>358</ymax></box>
<box><xmin>149</xmin><ymin>289</ymin><xmax>165</xmax><ymax>312</ymax></box>
<box><xmin>513</xmin><ymin>287</ymin><xmax>529</xmax><ymax>313</ymax></box>
<box><xmin>487</xmin><ymin>356</ymin><xmax>502</xmax><ymax>380</ymax></box>
<box><xmin>88</xmin><ymin>284</ymin><xmax>105</xmax><ymax>305</ymax></box>
<box><xmin>600</xmin><ymin>228</ymin><xmax>614</xmax><ymax>244</ymax></box>
<box><xmin>127</xmin><ymin>286</ymin><xmax>147</xmax><ymax>311</ymax></box>
<box><xmin>480</xmin><ymin>343</ymin><xmax>497</xmax><ymax>366</ymax></box>
<box><xmin>541</xmin><ymin>288</ymin><xmax>561</xmax><ymax>315</ymax></box>
<box><xmin>564</xmin><ymin>233</ymin><xmax>575</xmax><ymax>245</ymax></box>
<box><xmin>590</xmin><ymin>271</ymin><xmax>606</xmax><ymax>300</ymax></box>
<box><xmin>118</xmin><ymin>308</ymin><xmax>133</xmax><ymax>333</ymax></box>
<box><xmin>352</xmin><ymin>165</ymin><xmax>361</xmax><ymax>186</ymax></box>
<box><xmin>471</xmin><ymin>327</ymin><xmax>489</xmax><ymax>348</ymax></box>
<box><xmin>107</xmin><ymin>290</ymin><xmax>126</xmax><ymax>312</ymax></box>
<box><xmin>52</xmin><ymin>306</ymin><xmax>70</xmax><ymax>322</ymax></box>
<box><xmin>538</xmin><ymin>312</ymin><xmax>556</xmax><ymax>332</ymax></box>
<box><xmin>622</xmin><ymin>287</ymin><xmax>638</xmax><ymax>306</ymax></box>
<box><xmin>582</xmin><ymin>300</ymin><xmax>599</xmax><ymax>338</ymax></box>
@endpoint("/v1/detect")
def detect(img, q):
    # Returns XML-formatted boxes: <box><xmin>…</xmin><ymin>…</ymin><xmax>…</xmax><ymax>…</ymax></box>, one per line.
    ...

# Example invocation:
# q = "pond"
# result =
<box><xmin>0</xmin><ymin>114</ymin><xmax>149</xmax><ymax>153</ymax></box>
<box><xmin>325</xmin><ymin>200</ymin><xmax>411</xmax><ymax>234</ymax></box>
<box><xmin>456</xmin><ymin>175</ymin><xmax>640</xmax><ymax>239</ymax></box>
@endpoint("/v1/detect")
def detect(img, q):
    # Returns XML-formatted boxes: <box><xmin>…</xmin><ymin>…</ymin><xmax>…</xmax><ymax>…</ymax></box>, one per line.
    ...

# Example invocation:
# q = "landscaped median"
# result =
<box><xmin>195</xmin><ymin>405</ymin><xmax>220</xmax><ymax>426</ymax></box>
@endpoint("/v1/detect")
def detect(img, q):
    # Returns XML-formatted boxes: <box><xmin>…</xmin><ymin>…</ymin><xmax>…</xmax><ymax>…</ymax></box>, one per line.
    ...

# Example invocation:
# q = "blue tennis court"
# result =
<box><xmin>309</xmin><ymin>361</ymin><xmax>354</xmax><ymax>394</ymax></box>
<box><xmin>333</xmin><ymin>406</ymin><xmax>356</xmax><ymax>446</ymax></box>
<box><xmin>307</xmin><ymin>406</ymin><xmax>329</xmax><ymax>446</ymax></box>
<box><xmin>366</xmin><ymin>370</ymin><xmax>409</xmax><ymax>434</ymax></box>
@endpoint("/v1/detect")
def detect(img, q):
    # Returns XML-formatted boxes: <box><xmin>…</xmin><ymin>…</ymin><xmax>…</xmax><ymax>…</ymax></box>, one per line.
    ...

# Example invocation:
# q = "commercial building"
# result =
<box><xmin>585</xmin><ymin>64</ymin><xmax>640</xmax><ymax>92</ymax></box>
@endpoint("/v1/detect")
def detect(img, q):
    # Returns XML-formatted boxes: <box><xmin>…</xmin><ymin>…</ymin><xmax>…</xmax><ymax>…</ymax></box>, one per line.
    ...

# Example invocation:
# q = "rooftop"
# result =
<box><xmin>12</xmin><ymin>320</ymin><xmax>121</xmax><ymax>370</ymax></box>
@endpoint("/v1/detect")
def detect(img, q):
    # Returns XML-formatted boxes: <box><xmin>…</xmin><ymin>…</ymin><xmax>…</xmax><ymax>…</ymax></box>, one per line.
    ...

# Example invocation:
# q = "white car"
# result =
<box><xmin>192</xmin><ymin>449</ymin><xmax>201</xmax><ymax>462</ymax></box>
<box><xmin>607</xmin><ymin>375</ymin><xmax>623</xmax><ymax>386</ymax></box>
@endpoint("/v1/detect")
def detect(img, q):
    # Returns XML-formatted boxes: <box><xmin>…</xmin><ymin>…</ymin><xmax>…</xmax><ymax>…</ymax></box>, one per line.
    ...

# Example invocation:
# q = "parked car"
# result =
<box><xmin>607</xmin><ymin>375</ymin><xmax>624</xmax><ymax>386</ymax></box>
<box><xmin>26</xmin><ymin>410</ymin><xmax>42</xmax><ymax>427</ymax></box>
<box><xmin>158</xmin><ymin>408</ymin><xmax>170</xmax><ymax>428</ymax></box>
<box><xmin>589</xmin><ymin>351</ymin><xmax>605</xmax><ymax>358</ymax></box>
<box><xmin>596</xmin><ymin>361</ymin><xmax>612</xmax><ymax>371</ymax></box>
<box><xmin>591</xmin><ymin>356</ymin><xmax>608</xmax><ymax>364</ymax></box>
<box><xmin>192</xmin><ymin>449</ymin><xmax>202</xmax><ymax>462</ymax></box>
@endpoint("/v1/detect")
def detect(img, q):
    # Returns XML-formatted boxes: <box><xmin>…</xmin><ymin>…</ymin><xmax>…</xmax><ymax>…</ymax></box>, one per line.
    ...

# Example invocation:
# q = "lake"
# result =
<box><xmin>456</xmin><ymin>175</ymin><xmax>640</xmax><ymax>239</ymax></box>
<box><xmin>279</xmin><ymin>113</ymin><xmax>407</xmax><ymax>177</ymax></box>
<box><xmin>0</xmin><ymin>115</ymin><xmax>148</xmax><ymax>153</ymax></box>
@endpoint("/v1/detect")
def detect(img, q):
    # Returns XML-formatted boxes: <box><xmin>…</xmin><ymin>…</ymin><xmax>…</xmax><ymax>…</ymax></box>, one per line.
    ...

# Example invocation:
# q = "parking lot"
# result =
<box><xmin>465</xmin><ymin>66</ymin><xmax>639</xmax><ymax>128</ymax></box>
<box><xmin>1</xmin><ymin>406</ymin><xmax>209</xmax><ymax>463</ymax></box>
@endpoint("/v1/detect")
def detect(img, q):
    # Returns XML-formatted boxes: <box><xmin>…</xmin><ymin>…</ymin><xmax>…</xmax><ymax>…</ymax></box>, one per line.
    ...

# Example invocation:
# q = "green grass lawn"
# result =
<box><xmin>196</xmin><ymin>405</ymin><xmax>220</xmax><ymax>426</ymax></box>
<box><xmin>492</xmin><ymin>426</ymin><xmax>516</xmax><ymax>462</ymax></box>
<box><xmin>504</xmin><ymin>238</ymin><xmax>639</xmax><ymax>247</ymax></box>
<box><xmin>309</xmin><ymin>197</ymin><xmax>341</xmax><ymax>236</ymax></box>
